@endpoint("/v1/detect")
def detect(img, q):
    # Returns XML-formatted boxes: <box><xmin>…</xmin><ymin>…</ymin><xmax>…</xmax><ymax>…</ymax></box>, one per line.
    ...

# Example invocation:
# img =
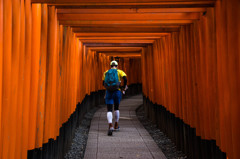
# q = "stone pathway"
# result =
<box><xmin>84</xmin><ymin>95</ymin><xmax>167</xmax><ymax>159</ymax></box>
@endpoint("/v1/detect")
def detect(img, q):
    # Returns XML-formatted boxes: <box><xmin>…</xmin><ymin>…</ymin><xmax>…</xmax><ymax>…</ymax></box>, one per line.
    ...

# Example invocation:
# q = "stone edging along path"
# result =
<box><xmin>65</xmin><ymin>94</ymin><xmax>187</xmax><ymax>159</ymax></box>
<box><xmin>84</xmin><ymin>95</ymin><xmax>166</xmax><ymax>159</ymax></box>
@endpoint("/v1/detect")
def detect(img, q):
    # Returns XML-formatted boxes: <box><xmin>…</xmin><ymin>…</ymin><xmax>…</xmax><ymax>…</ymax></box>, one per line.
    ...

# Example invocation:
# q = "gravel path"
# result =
<box><xmin>84</xmin><ymin>94</ymin><xmax>166</xmax><ymax>159</ymax></box>
<box><xmin>64</xmin><ymin>105</ymin><xmax>103</xmax><ymax>159</ymax></box>
<box><xmin>136</xmin><ymin>105</ymin><xmax>188</xmax><ymax>159</ymax></box>
<box><xmin>65</xmin><ymin>101</ymin><xmax>187</xmax><ymax>159</ymax></box>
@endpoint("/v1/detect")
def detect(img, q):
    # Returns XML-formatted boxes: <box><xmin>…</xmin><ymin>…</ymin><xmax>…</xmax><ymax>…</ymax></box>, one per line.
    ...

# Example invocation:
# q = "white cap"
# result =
<box><xmin>110</xmin><ymin>60</ymin><xmax>118</xmax><ymax>66</ymax></box>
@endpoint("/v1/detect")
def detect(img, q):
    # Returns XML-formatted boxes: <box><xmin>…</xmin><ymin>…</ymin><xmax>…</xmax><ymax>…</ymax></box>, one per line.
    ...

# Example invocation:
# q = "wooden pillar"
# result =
<box><xmin>215</xmin><ymin>0</ymin><xmax>240</xmax><ymax>158</ymax></box>
<box><xmin>0</xmin><ymin>0</ymin><xmax>3</xmax><ymax>156</ymax></box>
<box><xmin>10</xmin><ymin>0</ymin><xmax>21</xmax><ymax>158</ymax></box>
<box><xmin>44</xmin><ymin>6</ymin><xmax>57</xmax><ymax>143</ymax></box>
<box><xmin>21</xmin><ymin>0</ymin><xmax>32</xmax><ymax>158</ymax></box>
<box><xmin>35</xmin><ymin>3</ymin><xmax>48</xmax><ymax>148</ymax></box>
<box><xmin>1</xmin><ymin>0</ymin><xmax>12</xmax><ymax>159</ymax></box>
<box><xmin>226</xmin><ymin>1</ymin><xmax>240</xmax><ymax>158</ymax></box>
<box><xmin>28</xmin><ymin>3</ymin><xmax>41</xmax><ymax>150</ymax></box>
<box><xmin>15</xmin><ymin>0</ymin><xmax>25</xmax><ymax>158</ymax></box>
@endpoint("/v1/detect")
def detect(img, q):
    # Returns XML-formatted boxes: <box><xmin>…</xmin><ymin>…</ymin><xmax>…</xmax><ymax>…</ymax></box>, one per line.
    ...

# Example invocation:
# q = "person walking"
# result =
<box><xmin>102</xmin><ymin>60</ymin><xmax>128</xmax><ymax>136</ymax></box>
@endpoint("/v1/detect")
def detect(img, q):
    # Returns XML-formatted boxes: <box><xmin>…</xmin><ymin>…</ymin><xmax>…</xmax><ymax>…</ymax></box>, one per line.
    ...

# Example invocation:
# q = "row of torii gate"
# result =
<box><xmin>0</xmin><ymin>0</ymin><xmax>239</xmax><ymax>159</ymax></box>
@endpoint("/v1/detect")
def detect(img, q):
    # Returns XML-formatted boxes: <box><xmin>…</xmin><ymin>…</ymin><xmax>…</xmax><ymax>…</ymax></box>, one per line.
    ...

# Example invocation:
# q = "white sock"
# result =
<box><xmin>107</xmin><ymin>112</ymin><xmax>113</xmax><ymax>124</ymax></box>
<box><xmin>115</xmin><ymin>110</ymin><xmax>120</xmax><ymax>122</ymax></box>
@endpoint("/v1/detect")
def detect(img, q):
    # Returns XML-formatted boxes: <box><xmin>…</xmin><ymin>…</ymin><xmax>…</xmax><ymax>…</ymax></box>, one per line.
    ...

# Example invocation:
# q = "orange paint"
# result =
<box><xmin>0</xmin><ymin>0</ymin><xmax>239</xmax><ymax>159</ymax></box>
<box><xmin>141</xmin><ymin>1</ymin><xmax>239</xmax><ymax>158</ymax></box>
<box><xmin>1</xmin><ymin>0</ymin><xmax>12</xmax><ymax>159</ymax></box>
<box><xmin>44</xmin><ymin>6</ymin><xmax>56</xmax><ymax>143</ymax></box>
<box><xmin>215</xmin><ymin>0</ymin><xmax>240</xmax><ymax>158</ymax></box>
<box><xmin>35</xmin><ymin>3</ymin><xmax>47</xmax><ymax>149</ymax></box>
<box><xmin>28</xmin><ymin>3</ymin><xmax>41</xmax><ymax>150</ymax></box>
<box><xmin>10</xmin><ymin>0</ymin><xmax>21</xmax><ymax>158</ymax></box>
<box><xmin>57</xmin><ymin>13</ymin><xmax>200</xmax><ymax>21</ymax></box>
<box><xmin>15</xmin><ymin>1</ymin><xmax>25</xmax><ymax>158</ymax></box>
<box><xmin>21</xmin><ymin>0</ymin><xmax>32</xmax><ymax>158</ymax></box>
<box><xmin>0</xmin><ymin>1</ymin><xmax>141</xmax><ymax>158</ymax></box>
<box><xmin>0</xmin><ymin>0</ymin><xmax>2</xmax><ymax>156</ymax></box>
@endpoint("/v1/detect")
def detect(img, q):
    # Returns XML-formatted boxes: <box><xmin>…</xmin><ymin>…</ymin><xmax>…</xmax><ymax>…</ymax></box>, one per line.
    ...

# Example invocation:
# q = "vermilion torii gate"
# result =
<box><xmin>0</xmin><ymin>0</ymin><xmax>239</xmax><ymax>159</ymax></box>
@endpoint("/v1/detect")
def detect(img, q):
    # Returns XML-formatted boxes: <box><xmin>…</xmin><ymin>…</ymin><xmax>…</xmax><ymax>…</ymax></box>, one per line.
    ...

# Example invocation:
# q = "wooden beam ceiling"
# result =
<box><xmin>32</xmin><ymin>0</ymin><xmax>214</xmax><ymax>2</ymax></box>
<box><xmin>72</xmin><ymin>27</ymin><xmax>179</xmax><ymax>33</ymax></box>
<box><xmin>98</xmin><ymin>52</ymin><xmax>141</xmax><ymax>56</ymax></box>
<box><xmin>32</xmin><ymin>0</ymin><xmax>215</xmax><ymax>6</ymax></box>
<box><xmin>76</xmin><ymin>33</ymin><xmax>169</xmax><ymax>37</ymax></box>
<box><xmin>84</xmin><ymin>43</ymin><xmax>148</xmax><ymax>47</ymax></box>
<box><xmin>89</xmin><ymin>47</ymin><xmax>143</xmax><ymax>57</ymax></box>
<box><xmin>81</xmin><ymin>39</ymin><xmax>155</xmax><ymax>44</ymax></box>
<box><xmin>77</xmin><ymin>37</ymin><xmax>162</xmax><ymax>40</ymax></box>
<box><xmin>96</xmin><ymin>52</ymin><xmax>142</xmax><ymax>57</ymax></box>
<box><xmin>101</xmin><ymin>54</ymin><xmax>141</xmax><ymax>57</ymax></box>
<box><xmin>31</xmin><ymin>0</ymin><xmax>215</xmax><ymax>58</ymax></box>
<box><xmin>57</xmin><ymin>8</ymin><xmax>207</xmax><ymax>14</ymax></box>
<box><xmin>57</xmin><ymin>13</ymin><xmax>200</xmax><ymax>21</ymax></box>
<box><xmin>88</xmin><ymin>47</ymin><xmax>143</xmax><ymax>51</ymax></box>
<box><xmin>60</xmin><ymin>20</ymin><xmax>194</xmax><ymax>26</ymax></box>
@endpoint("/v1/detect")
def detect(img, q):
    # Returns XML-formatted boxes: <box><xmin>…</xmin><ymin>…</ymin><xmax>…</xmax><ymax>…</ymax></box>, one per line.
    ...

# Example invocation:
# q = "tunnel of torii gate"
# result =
<box><xmin>0</xmin><ymin>0</ymin><xmax>239</xmax><ymax>159</ymax></box>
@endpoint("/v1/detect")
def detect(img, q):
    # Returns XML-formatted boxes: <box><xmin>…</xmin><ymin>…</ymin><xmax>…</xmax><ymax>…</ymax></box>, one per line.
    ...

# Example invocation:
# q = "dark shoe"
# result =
<box><xmin>108</xmin><ymin>127</ymin><xmax>114</xmax><ymax>136</ymax></box>
<box><xmin>114</xmin><ymin>122</ymin><xmax>120</xmax><ymax>131</ymax></box>
<box><xmin>114</xmin><ymin>126</ymin><xmax>120</xmax><ymax>131</ymax></box>
<box><xmin>108</xmin><ymin>123</ymin><xmax>113</xmax><ymax>136</ymax></box>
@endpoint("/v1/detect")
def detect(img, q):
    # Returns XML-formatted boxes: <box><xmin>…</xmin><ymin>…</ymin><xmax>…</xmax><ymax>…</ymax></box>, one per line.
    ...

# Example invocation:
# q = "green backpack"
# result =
<box><xmin>104</xmin><ymin>69</ymin><xmax>120</xmax><ymax>91</ymax></box>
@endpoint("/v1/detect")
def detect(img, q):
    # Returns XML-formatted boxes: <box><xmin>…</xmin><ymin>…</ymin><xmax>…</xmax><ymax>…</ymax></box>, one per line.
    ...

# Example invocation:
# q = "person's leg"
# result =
<box><xmin>105</xmin><ymin>90</ymin><xmax>114</xmax><ymax>135</ymax></box>
<box><xmin>113</xmin><ymin>90</ymin><xmax>122</xmax><ymax>130</ymax></box>
<box><xmin>107</xmin><ymin>104</ymin><xmax>113</xmax><ymax>127</ymax></box>
<box><xmin>114</xmin><ymin>104</ymin><xmax>120</xmax><ymax>130</ymax></box>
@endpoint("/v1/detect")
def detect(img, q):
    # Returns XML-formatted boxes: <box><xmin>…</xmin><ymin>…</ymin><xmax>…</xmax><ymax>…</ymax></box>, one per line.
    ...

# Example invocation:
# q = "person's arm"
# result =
<box><xmin>117</xmin><ymin>69</ymin><xmax>128</xmax><ymax>91</ymax></box>
<box><xmin>122</xmin><ymin>76</ymin><xmax>127</xmax><ymax>90</ymax></box>
<box><xmin>102</xmin><ymin>71</ymin><xmax>106</xmax><ymax>86</ymax></box>
<box><xmin>120</xmin><ymin>69</ymin><xmax>127</xmax><ymax>91</ymax></box>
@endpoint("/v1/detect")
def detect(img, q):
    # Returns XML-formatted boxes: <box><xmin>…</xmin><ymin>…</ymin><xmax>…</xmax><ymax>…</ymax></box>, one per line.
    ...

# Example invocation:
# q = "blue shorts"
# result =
<box><xmin>105</xmin><ymin>90</ymin><xmax>122</xmax><ymax>105</ymax></box>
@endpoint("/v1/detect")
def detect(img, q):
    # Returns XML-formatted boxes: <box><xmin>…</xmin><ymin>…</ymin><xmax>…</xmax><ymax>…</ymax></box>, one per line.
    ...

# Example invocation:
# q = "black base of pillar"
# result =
<box><xmin>28</xmin><ymin>84</ymin><xmax>142</xmax><ymax>159</ymax></box>
<box><xmin>27</xmin><ymin>90</ymin><xmax>105</xmax><ymax>159</ymax></box>
<box><xmin>143</xmin><ymin>96</ymin><xmax>226</xmax><ymax>159</ymax></box>
<box><xmin>124</xmin><ymin>83</ymin><xmax>142</xmax><ymax>97</ymax></box>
